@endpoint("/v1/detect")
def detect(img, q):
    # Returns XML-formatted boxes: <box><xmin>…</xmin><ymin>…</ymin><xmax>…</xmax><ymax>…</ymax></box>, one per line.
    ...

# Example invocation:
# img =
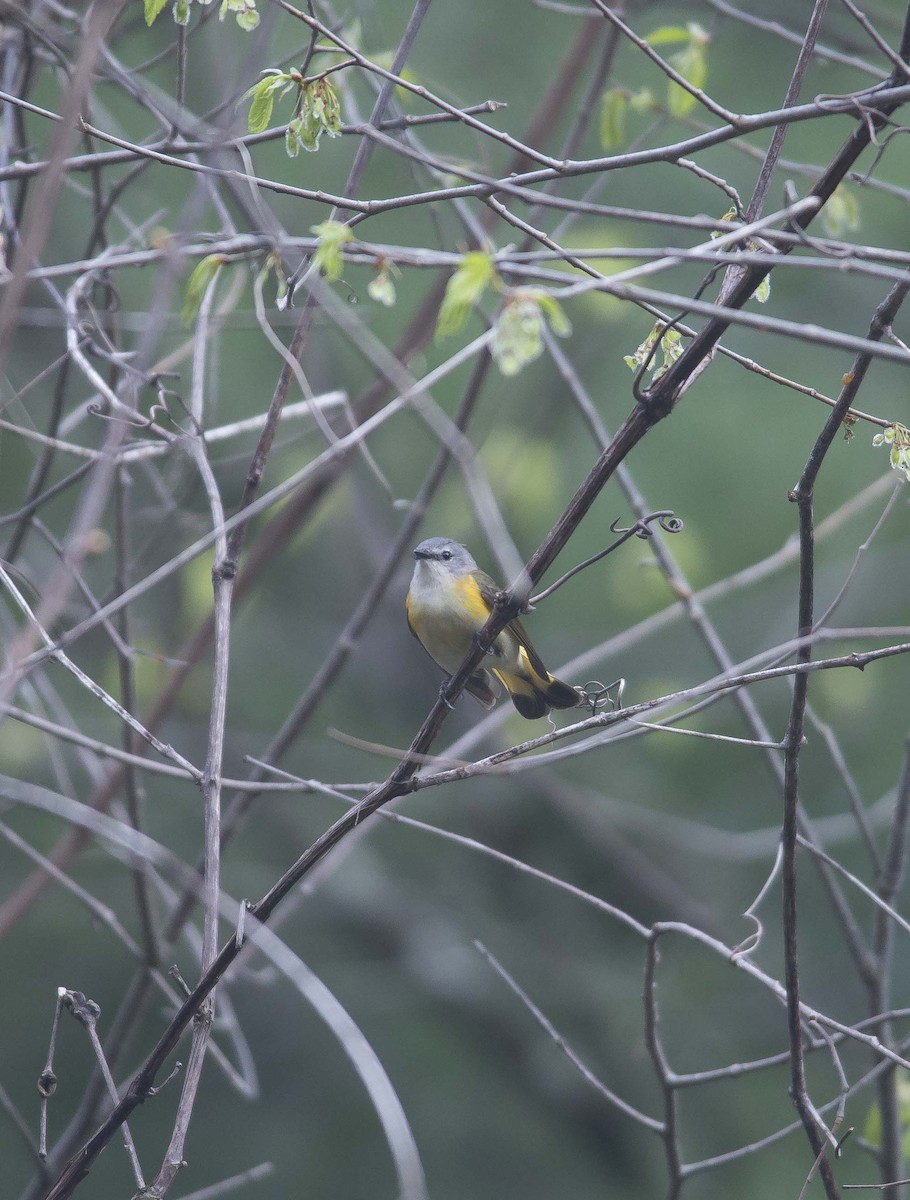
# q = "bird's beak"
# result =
<box><xmin>413</xmin><ymin>548</ymin><xmax>430</xmax><ymax>560</ymax></box>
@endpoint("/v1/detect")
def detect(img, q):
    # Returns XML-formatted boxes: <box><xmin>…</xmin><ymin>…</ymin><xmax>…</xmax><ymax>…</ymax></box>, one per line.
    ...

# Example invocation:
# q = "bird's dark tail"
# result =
<box><xmin>495</xmin><ymin>668</ymin><xmax>581</xmax><ymax>720</ymax></box>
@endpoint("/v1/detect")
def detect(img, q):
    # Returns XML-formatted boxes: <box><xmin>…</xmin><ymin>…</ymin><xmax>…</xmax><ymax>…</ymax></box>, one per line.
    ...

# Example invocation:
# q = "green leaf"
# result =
<box><xmin>646</xmin><ymin>24</ymin><xmax>691</xmax><ymax>46</ymax></box>
<box><xmin>489</xmin><ymin>291</ymin><xmax>569</xmax><ymax>375</ymax></box>
<box><xmin>273</xmin><ymin>269</ymin><xmax>288</xmax><ymax>306</ymax></box>
<box><xmin>656</xmin><ymin>327</ymin><xmax>683</xmax><ymax>376</ymax></box>
<box><xmin>667</xmin><ymin>38</ymin><xmax>708</xmax><ymax>117</ymax></box>
<box><xmin>864</xmin><ymin>1078</ymin><xmax>910</xmax><ymax>1157</ymax></box>
<box><xmin>285</xmin><ymin>79</ymin><xmax>344</xmax><ymax>155</ymax></box>
<box><xmin>299</xmin><ymin>107</ymin><xmax>322</xmax><ymax>152</ymax></box>
<box><xmin>600</xmin><ymin>88</ymin><xmax>628</xmax><ymax>151</ymax></box>
<box><xmin>624</xmin><ymin>325</ymin><xmax>661</xmax><ymax>372</ymax></box>
<box><xmin>173</xmin><ymin>0</ymin><xmax>191</xmax><ymax>25</ymax></box>
<box><xmin>492</xmin><ymin>295</ymin><xmax>544</xmax><ymax>376</ymax></box>
<box><xmin>623</xmin><ymin>322</ymin><xmax>681</xmax><ymax>377</ymax></box>
<box><xmin>753</xmin><ymin>274</ymin><xmax>771</xmax><ymax>304</ymax></box>
<box><xmin>248</xmin><ymin>87</ymin><xmax>274</xmax><ymax>134</ymax></box>
<box><xmin>536</xmin><ymin>292</ymin><xmax>572</xmax><ymax>338</ymax></box>
<box><xmin>285</xmin><ymin>116</ymin><xmax>303</xmax><ymax>157</ymax></box>
<box><xmin>220</xmin><ymin>0</ymin><xmax>259</xmax><ymax>28</ymax></box>
<box><xmin>368</xmin><ymin>267</ymin><xmax>397</xmax><ymax>307</ymax></box>
<box><xmin>864</xmin><ymin>1100</ymin><xmax>882</xmax><ymax>1149</ymax></box>
<box><xmin>309</xmin><ymin>78</ymin><xmax>342</xmax><ymax>138</ymax></box>
<box><xmin>873</xmin><ymin>422</ymin><xmax>910</xmax><ymax>481</ymax></box>
<box><xmin>311</xmin><ymin>220</ymin><xmax>352</xmax><ymax>282</ymax></box>
<box><xmin>145</xmin><ymin>0</ymin><xmax>170</xmax><ymax>25</ymax></box>
<box><xmin>629</xmin><ymin>89</ymin><xmax>655</xmax><ymax>113</ymax></box>
<box><xmin>648</xmin><ymin>22</ymin><xmax>710</xmax><ymax>118</ymax></box>
<box><xmin>243</xmin><ymin>74</ymin><xmax>289</xmax><ymax>134</ymax></box>
<box><xmin>821</xmin><ymin>185</ymin><xmax>860</xmax><ymax>238</ymax></box>
<box><xmin>260</xmin><ymin>253</ymin><xmax>288</xmax><ymax>306</ymax></box>
<box><xmin>436</xmin><ymin>252</ymin><xmax>497</xmax><ymax>338</ymax></box>
<box><xmin>710</xmin><ymin>207</ymin><xmax>738</xmax><ymax>238</ymax></box>
<box><xmin>182</xmin><ymin>254</ymin><xmax>223</xmax><ymax>326</ymax></box>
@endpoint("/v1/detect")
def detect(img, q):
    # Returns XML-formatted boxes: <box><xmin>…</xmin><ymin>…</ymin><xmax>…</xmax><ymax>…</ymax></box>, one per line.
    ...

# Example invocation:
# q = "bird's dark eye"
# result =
<box><xmin>441</xmin><ymin>550</ymin><xmax>452</xmax><ymax>560</ymax></box>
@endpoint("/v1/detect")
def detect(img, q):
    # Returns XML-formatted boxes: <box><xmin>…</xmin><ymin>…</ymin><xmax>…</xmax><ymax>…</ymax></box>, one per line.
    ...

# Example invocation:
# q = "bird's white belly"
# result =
<box><xmin>409</xmin><ymin>568</ymin><xmax>520</xmax><ymax>675</ymax></box>
<box><xmin>410</xmin><ymin>587</ymin><xmax>477</xmax><ymax>674</ymax></box>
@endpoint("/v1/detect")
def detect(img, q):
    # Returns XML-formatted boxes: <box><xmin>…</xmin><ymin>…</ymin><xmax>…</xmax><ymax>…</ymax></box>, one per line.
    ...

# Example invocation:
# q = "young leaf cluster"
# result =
<box><xmin>368</xmin><ymin>261</ymin><xmax>399</xmax><ymax>308</ymax></box>
<box><xmin>624</xmin><ymin>322</ymin><xmax>683</xmax><ymax>379</ymax></box>
<box><xmin>182</xmin><ymin>255</ymin><xmax>225</xmax><ymax>325</ymax></box>
<box><xmin>599</xmin><ymin>87</ymin><xmax>656</xmax><ymax>150</ymax></box>
<box><xmin>821</xmin><ymin>185</ymin><xmax>861</xmax><ymax>238</ymax></box>
<box><xmin>646</xmin><ymin>22</ymin><xmax>710</xmax><ymax>118</ymax></box>
<box><xmin>872</xmin><ymin>423</ymin><xmax>910</xmax><ymax>481</ymax></box>
<box><xmin>145</xmin><ymin>0</ymin><xmax>259</xmax><ymax>30</ymax></box>
<box><xmin>712</xmin><ymin>209</ymin><xmax>771</xmax><ymax>304</ymax></box>
<box><xmin>244</xmin><ymin>71</ymin><xmax>343</xmax><ymax>155</ymax></box>
<box><xmin>310</xmin><ymin>221</ymin><xmax>353</xmax><ymax>282</ymax></box>
<box><xmin>436</xmin><ymin>252</ymin><xmax>499</xmax><ymax>339</ymax></box>
<box><xmin>287</xmin><ymin>79</ymin><xmax>343</xmax><ymax>156</ymax></box>
<box><xmin>491</xmin><ymin>290</ymin><xmax>572</xmax><ymax>376</ymax></box>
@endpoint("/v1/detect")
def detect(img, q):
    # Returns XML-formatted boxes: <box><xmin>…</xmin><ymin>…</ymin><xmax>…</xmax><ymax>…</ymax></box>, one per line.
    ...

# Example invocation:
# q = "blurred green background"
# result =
<box><xmin>2</xmin><ymin>1</ymin><xmax>910</xmax><ymax>1197</ymax></box>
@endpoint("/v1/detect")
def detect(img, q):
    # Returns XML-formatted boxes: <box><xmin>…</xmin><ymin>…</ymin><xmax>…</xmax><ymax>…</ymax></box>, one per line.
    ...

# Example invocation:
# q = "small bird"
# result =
<box><xmin>406</xmin><ymin>537</ymin><xmax>581</xmax><ymax>720</ymax></box>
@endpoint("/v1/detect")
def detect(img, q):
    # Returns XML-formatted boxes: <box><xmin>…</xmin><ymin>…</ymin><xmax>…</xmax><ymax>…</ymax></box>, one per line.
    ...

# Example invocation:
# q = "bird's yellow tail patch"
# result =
<box><xmin>493</xmin><ymin>649</ymin><xmax>581</xmax><ymax>720</ymax></box>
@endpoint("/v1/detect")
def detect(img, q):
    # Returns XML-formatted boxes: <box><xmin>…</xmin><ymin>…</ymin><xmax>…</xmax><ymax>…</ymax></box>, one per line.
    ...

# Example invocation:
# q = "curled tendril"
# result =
<box><xmin>148</xmin><ymin>398</ymin><xmax>180</xmax><ymax>431</ymax></box>
<box><xmin>530</xmin><ymin>510</ymin><xmax>683</xmax><ymax>605</ymax></box>
<box><xmin>86</xmin><ymin>403</ymin><xmax>153</xmax><ymax>430</ymax></box>
<box><xmin>580</xmin><ymin>677</ymin><xmax>625</xmax><ymax>715</ymax></box>
<box><xmin>610</xmin><ymin>510</ymin><xmax>684</xmax><ymax>539</ymax></box>
<box><xmin>150</xmin><ymin>385</ymin><xmax>197</xmax><ymax>434</ymax></box>
<box><xmin>834</xmin><ymin>1127</ymin><xmax>854</xmax><ymax>1157</ymax></box>
<box><xmin>148</xmin><ymin>403</ymin><xmax>172</xmax><ymax>427</ymax></box>
<box><xmin>858</xmin><ymin>120</ymin><xmax>908</xmax><ymax>186</ymax></box>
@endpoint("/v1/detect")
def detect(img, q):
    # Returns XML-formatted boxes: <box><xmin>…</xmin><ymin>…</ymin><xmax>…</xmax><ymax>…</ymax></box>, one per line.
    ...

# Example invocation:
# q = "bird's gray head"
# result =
<box><xmin>412</xmin><ymin>537</ymin><xmax>478</xmax><ymax>574</ymax></box>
